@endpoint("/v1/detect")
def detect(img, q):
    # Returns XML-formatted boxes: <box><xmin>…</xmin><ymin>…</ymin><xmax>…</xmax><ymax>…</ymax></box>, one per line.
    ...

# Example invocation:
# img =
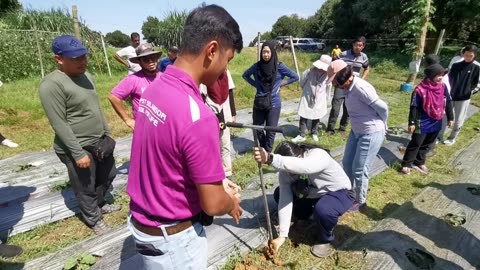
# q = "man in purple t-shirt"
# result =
<box><xmin>126</xmin><ymin>5</ymin><xmax>243</xmax><ymax>269</ymax></box>
<box><xmin>108</xmin><ymin>43</ymin><xmax>162</xmax><ymax>130</ymax></box>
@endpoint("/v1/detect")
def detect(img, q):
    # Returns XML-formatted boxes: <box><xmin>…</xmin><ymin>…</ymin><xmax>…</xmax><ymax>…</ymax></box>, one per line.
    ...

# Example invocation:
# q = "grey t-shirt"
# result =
<box><xmin>270</xmin><ymin>148</ymin><xmax>351</xmax><ymax>237</ymax></box>
<box><xmin>345</xmin><ymin>77</ymin><xmax>386</xmax><ymax>134</ymax></box>
<box><xmin>340</xmin><ymin>49</ymin><xmax>369</xmax><ymax>77</ymax></box>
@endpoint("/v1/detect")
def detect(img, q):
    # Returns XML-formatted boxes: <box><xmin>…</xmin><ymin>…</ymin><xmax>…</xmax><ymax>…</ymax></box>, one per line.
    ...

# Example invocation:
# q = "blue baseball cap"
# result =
<box><xmin>52</xmin><ymin>35</ymin><xmax>89</xmax><ymax>58</ymax></box>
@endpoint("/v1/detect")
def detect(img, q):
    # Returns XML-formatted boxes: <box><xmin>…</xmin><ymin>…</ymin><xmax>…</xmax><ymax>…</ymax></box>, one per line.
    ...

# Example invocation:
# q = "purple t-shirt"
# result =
<box><xmin>345</xmin><ymin>77</ymin><xmax>385</xmax><ymax>134</ymax></box>
<box><xmin>110</xmin><ymin>71</ymin><xmax>161</xmax><ymax>119</ymax></box>
<box><xmin>127</xmin><ymin>65</ymin><xmax>225</xmax><ymax>227</ymax></box>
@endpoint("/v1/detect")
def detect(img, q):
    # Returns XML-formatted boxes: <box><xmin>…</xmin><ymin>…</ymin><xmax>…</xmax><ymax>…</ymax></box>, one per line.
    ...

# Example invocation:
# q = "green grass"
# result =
<box><xmin>220</xmin><ymin>95</ymin><xmax>480</xmax><ymax>270</ymax></box>
<box><xmin>2</xmin><ymin>47</ymin><xmax>474</xmax><ymax>267</ymax></box>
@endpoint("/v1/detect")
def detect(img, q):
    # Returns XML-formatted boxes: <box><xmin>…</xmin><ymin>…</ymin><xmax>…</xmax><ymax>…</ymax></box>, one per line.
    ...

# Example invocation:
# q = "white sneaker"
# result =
<box><xmin>312</xmin><ymin>134</ymin><xmax>319</xmax><ymax>141</ymax></box>
<box><xmin>292</xmin><ymin>135</ymin><xmax>306</xmax><ymax>143</ymax></box>
<box><xmin>443</xmin><ymin>138</ymin><xmax>456</xmax><ymax>146</ymax></box>
<box><xmin>1</xmin><ymin>139</ymin><xmax>18</xmax><ymax>148</ymax></box>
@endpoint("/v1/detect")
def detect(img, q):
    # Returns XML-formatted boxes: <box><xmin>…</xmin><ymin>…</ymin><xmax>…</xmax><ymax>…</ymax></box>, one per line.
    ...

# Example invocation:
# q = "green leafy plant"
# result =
<box><xmin>14</xmin><ymin>163</ymin><xmax>33</xmax><ymax>172</ymax></box>
<box><xmin>142</xmin><ymin>10</ymin><xmax>187</xmax><ymax>49</ymax></box>
<box><xmin>399</xmin><ymin>0</ymin><xmax>436</xmax><ymax>55</ymax></box>
<box><xmin>0</xmin><ymin>8</ymin><xmax>125</xmax><ymax>81</ymax></box>
<box><xmin>50</xmin><ymin>179</ymin><xmax>71</xmax><ymax>192</ymax></box>
<box><xmin>63</xmin><ymin>253</ymin><xmax>96</xmax><ymax>270</ymax></box>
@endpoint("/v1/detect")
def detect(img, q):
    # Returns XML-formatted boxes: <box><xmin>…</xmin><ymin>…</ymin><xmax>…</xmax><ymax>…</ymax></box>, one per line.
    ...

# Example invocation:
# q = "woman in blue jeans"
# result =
<box><xmin>328</xmin><ymin>61</ymin><xmax>388</xmax><ymax>210</ymax></box>
<box><xmin>243</xmin><ymin>41</ymin><xmax>298</xmax><ymax>152</ymax></box>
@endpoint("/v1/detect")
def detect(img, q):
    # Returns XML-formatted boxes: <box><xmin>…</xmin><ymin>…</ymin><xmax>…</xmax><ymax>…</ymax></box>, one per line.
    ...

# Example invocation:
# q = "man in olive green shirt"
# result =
<box><xmin>39</xmin><ymin>35</ymin><xmax>120</xmax><ymax>234</ymax></box>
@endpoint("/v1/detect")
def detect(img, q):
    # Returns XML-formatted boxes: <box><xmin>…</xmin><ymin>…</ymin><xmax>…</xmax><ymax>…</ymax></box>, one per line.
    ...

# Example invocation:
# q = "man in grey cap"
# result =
<box><xmin>39</xmin><ymin>35</ymin><xmax>120</xmax><ymax>235</ymax></box>
<box><xmin>109</xmin><ymin>43</ymin><xmax>162</xmax><ymax>130</ymax></box>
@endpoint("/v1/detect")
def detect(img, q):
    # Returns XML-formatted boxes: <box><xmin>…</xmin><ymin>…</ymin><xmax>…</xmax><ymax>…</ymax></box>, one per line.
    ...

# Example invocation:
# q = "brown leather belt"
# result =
<box><xmin>131</xmin><ymin>215</ymin><xmax>199</xmax><ymax>236</ymax></box>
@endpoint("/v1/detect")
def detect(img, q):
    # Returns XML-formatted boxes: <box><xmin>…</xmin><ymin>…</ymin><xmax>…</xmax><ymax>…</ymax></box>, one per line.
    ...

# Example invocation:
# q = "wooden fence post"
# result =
<box><xmin>72</xmin><ymin>5</ymin><xmax>81</xmax><ymax>39</ymax></box>
<box><xmin>257</xmin><ymin>32</ymin><xmax>261</xmax><ymax>61</ymax></box>
<box><xmin>289</xmin><ymin>36</ymin><xmax>300</xmax><ymax>78</ymax></box>
<box><xmin>434</xmin><ymin>29</ymin><xmax>445</xmax><ymax>55</ymax></box>
<box><xmin>100</xmin><ymin>33</ymin><xmax>112</xmax><ymax>77</ymax></box>
<box><xmin>33</xmin><ymin>25</ymin><xmax>45</xmax><ymax>78</ymax></box>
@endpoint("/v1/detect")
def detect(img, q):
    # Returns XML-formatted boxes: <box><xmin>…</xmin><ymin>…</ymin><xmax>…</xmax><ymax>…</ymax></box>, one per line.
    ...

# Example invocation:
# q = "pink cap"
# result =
<box><xmin>327</xmin><ymin>60</ymin><xmax>348</xmax><ymax>83</ymax></box>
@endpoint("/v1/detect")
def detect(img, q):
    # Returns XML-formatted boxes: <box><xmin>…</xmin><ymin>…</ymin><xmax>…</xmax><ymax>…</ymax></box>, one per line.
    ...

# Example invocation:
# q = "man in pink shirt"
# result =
<box><xmin>126</xmin><ymin>5</ymin><xmax>243</xmax><ymax>269</ymax></box>
<box><xmin>108</xmin><ymin>43</ymin><xmax>162</xmax><ymax>130</ymax></box>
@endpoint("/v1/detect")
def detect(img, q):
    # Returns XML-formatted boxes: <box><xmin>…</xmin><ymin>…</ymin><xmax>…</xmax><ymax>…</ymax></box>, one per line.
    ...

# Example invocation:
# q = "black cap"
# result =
<box><xmin>424</xmin><ymin>63</ymin><xmax>447</xmax><ymax>80</ymax></box>
<box><xmin>424</xmin><ymin>54</ymin><xmax>440</xmax><ymax>67</ymax></box>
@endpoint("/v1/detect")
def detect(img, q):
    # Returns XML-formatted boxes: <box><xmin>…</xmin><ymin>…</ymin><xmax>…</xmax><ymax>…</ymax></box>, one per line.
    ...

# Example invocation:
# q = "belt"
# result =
<box><xmin>131</xmin><ymin>215</ymin><xmax>199</xmax><ymax>236</ymax></box>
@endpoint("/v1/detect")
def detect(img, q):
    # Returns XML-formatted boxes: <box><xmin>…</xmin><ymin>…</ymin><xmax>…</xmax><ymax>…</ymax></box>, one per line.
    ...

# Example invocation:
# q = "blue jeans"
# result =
<box><xmin>342</xmin><ymin>130</ymin><xmax>384</xmax><ymax>203</ymax></box>
<box><xmin>127</xmin><ymin>215</ymin><xmax>208</xmax><ymax>270</ymax></box>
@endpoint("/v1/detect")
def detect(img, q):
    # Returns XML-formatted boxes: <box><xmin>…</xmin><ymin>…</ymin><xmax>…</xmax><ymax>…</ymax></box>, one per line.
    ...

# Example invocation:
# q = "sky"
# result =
<box><xmin>18</xmin><ymin>0</ymin><xmax>326</xmax><ymax>46</ymax></box>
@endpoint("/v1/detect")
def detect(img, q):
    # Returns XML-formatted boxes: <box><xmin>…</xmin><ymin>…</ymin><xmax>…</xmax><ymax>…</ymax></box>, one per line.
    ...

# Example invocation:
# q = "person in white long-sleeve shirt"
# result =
<box><xmin>253</xmin><ymin>141</ymin><xmax>354</xmax><ymax>258</ymax></box>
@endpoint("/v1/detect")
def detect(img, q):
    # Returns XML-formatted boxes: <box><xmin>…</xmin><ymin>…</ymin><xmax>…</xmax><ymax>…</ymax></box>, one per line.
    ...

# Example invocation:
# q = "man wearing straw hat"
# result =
<box><xmin>109</xmin><ymin>43</ymin><xmax>162</xmax><ymax>130</ymax></box>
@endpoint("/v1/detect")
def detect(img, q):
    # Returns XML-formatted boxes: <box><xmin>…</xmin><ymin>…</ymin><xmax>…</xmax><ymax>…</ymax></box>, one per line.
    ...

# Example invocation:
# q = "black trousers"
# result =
<box><xmin>252</xmin><ymin>107</ymin><xmax>281</xmax><ymax>153</ymax></box>
<box><xmin>0</xmin><ymin>133</ymin><xmax>5</xmax><ymax>142</ymax></box>
<box><xmin>299</xmin><ymin>117</ymin><xmax>320</xmax><ymax>137</ymax></box>
<box><xmin>401</xmin><ymin>132</ymin><xmax>439</xmax><ymax>167</ymax></box>
<box><xmin>327</xmin><ymin>88</ymin><xmax>349</xmax><ymax>132</ymax></box>
<box><xmin>57</xmin><ymin>151</ymin><xmax>117</xmax><ymax>227</ymax></box>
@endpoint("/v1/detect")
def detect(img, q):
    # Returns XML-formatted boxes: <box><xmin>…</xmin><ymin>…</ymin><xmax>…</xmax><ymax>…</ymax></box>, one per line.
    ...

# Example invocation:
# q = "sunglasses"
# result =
<box><xmin>139</xmin><ymin>55</ymin><xmax>159</xmax><ymax>63</ymax></box>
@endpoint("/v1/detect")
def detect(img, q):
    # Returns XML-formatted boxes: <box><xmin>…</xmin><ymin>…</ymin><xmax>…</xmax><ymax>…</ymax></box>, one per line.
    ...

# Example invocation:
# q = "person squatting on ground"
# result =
<box><xmin>108</xmin><ymin>43</ymin><xmax>162</xmax><ymax>130</ymax></box>
<box><xmin>0</xmin><ymin>132</ymin><xmax>18</xmax><ymax>148</ymax></box>
<box><xmin>443</xmin><ymin>45</ymin><xmax>480</xmax><ymax>146</ymax></box>
<box><xmin>157</xmin><ymin>46</ymin><xmax>179</xmax><ymax>72</ymax></box>
<box><xmin>326</xmin><ymin>36</ymin><xmax>370</xmax><ymax>135</ymax></box>
<box><xmin>39</xmin><ymin>35</ymin><xmax>120</xmax><ymax>235</ymax></box>
<box><xmin>253</xmin><ymin>141</ymin><xmax>354</xmax><ymax>258</ymax></box>
<box><xmin>200</xmin><ymin>69</ymin><xmax>237</xmax><ymax>179</ymax></box>
<box><xmin>114</xmin><ymin>32</ymin><xmax>141</xmax><ymax>75</ymax></box>
<box><xmin>293</xmin><ymin>55</ymin><xmax>332</xmax><ymax>143</ymax></box>
<box><xmin>328</xmin><ymin>60</ymin><xmax>388</xmax><ymax>211</ymax></box>
<box><xmin>126</xmin><ymin>5</ymin><xmax>243</xmax><ymax>269</ymax></box>
<box><xmin>242</xmin><ymin>41</ymin><xmax>298</xmax><ymax>152</ymax></box>
<box><xmin>401</xmin><ymin>63</ymin><xmax>454</xmax><ymax>175</ymax></box>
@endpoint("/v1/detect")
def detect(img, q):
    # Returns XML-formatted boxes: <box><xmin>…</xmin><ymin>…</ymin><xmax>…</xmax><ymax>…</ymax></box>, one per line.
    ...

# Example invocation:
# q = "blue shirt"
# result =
<box><xmin>242</xmin><ymin>63</ymin><xmax>299</xmax><ymax>108</ymax></box>
<box><xmin>157</xmin><ymin>57</ymin><xmax>176</xmax><ymax>72</ymax></box>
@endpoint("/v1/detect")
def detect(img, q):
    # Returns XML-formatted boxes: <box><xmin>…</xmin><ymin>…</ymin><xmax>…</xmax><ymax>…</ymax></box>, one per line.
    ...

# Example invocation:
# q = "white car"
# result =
<box><xmin>284</xmin><ymin>38</ymin><xmax>326</xmax><ymax>51</ymax></box>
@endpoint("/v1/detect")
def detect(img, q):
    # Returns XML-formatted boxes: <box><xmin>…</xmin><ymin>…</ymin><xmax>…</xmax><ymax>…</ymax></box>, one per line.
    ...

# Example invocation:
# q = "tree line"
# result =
<box><xmin>250</xmin><ymin>0</ymin><xmax>479</xmax><ymax>47</ymax></box>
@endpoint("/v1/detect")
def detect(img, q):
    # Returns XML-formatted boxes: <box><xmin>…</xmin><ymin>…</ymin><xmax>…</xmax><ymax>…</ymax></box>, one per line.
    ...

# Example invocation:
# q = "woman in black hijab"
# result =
<box><xmin>243</xmin><ymin>41</ymin><xmax>298</xmax><ymax>152</ymax></box>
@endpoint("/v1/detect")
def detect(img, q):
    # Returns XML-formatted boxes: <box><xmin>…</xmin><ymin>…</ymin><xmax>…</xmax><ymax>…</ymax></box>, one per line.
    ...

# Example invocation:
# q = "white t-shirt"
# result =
<box><xmin>116</xmin><ymin>45</ymin><xmax>141</xmax><ymax>74</ymax></box>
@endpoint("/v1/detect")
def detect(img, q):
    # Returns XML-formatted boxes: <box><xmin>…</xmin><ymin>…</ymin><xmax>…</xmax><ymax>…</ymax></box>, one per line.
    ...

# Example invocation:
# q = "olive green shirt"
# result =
<box><xmin>39</xmin><ymin>70</ymin><xmax>112</xmax><ymax>161</ymax></box>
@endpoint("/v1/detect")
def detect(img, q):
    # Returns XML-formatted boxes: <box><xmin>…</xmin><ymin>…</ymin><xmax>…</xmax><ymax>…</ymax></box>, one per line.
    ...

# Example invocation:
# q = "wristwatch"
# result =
<box><xmin>267</xmin><ymin>153</ymin><xmax>274</xmax><ymax>165</ymax></box>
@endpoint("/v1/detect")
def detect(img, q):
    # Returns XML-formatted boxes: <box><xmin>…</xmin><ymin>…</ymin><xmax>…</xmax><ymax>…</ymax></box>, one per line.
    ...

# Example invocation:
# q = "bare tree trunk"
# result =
<box><xmin>406</xmin><ymin>0</ymin><xmax>432</xmax><ymax>84</ymax></box>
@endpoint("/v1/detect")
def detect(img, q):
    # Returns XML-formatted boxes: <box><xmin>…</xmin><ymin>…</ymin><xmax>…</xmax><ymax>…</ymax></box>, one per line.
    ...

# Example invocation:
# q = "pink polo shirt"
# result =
<box><xmin>110</xmin><ymin>71</ymin><xmax>161</xmax><ymax>119</ymax></box>
<box><xmin>127</xmin><ymin>65</ymin><xmax>225</xmax><ymax>227</ymax></box>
